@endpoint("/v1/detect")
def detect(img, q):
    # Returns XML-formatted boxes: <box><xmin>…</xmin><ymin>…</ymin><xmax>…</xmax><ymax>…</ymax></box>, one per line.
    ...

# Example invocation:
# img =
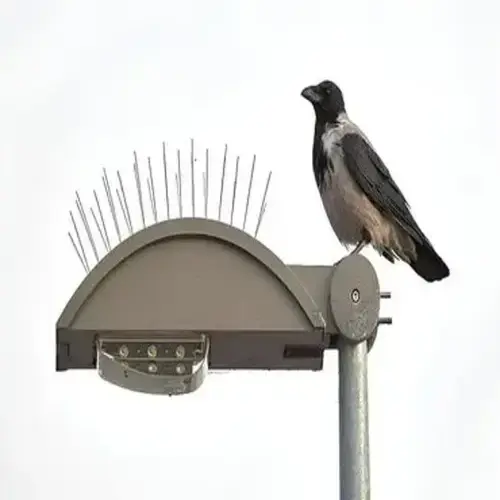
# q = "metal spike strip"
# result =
<box><xmin>68</xmin><ymin>141</ymin><xmax>272</xmax><ymax>274</ymax></box>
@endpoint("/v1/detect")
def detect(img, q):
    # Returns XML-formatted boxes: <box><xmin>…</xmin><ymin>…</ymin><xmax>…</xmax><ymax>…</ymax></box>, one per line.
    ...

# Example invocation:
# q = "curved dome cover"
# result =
<box><xmin>58</xmin><ymin>218</ymin><xmax>325</xmax><ymax>333</ymax></box>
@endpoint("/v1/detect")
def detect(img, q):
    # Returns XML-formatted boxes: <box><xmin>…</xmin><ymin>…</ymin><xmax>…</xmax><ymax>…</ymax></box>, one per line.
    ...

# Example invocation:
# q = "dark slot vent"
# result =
<box><xmin>283</xmin><ymin>345</ymin><xmax>323</xmax><ymax>359</ymax></box>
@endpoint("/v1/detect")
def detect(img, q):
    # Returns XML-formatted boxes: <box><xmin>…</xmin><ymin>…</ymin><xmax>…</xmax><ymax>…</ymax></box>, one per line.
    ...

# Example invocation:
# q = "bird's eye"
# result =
<box><xmin>320</xmin><ymin>84</ymin><xmax>332</xmax><ymax>95</ymax></box>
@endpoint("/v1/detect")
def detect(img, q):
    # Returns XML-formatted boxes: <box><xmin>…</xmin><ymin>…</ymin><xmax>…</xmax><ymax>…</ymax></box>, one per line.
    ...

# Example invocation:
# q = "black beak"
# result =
<box><xmin>301</xmin><ymin>85</ymin><xmax>320</xmax><ymax>104</ymax></box>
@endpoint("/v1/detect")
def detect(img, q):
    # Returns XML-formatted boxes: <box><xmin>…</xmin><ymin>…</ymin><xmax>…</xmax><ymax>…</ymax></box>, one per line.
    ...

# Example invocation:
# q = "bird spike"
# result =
<box><xmin>190</xmin><ymin>138</ymin><xmax>196</xmax><ymax>217</ymax></box>
<box><xmin>176</xmin><ymin>149</ymin><xmax>183</xmax><ymax>218</ymax></box>
<box><xmin>243</xmin><ymin>155</ymin><xmax>256</xmax><ymax>231</ymax></box>
<box><xmin>117</xmin><ymin>170</ymin><xmax>133</xmax><ymax>234</ymax></box>
<box><xmin>133</xmin><ymin>152</ymin><xmax>146</xmax><ymax>229</ymax></box>
<box><xmin>162</xmin><ymin>142</ymin><xmax>171</xmax><ymax>219</ymax></box>
<box><xmin>218</xmin><ymin>144</ymin><xmax>228</xmax><ymax>221</ymax></box>
<box><xmin>93</xmin><ymin>189</ymin><xmax>111</xmax><ymax>251</ymax></box>
<box><xmin>67</xmin><ymin>140</ymin><xmax>272</xmax><ymax>274</ymax></box>
<box><xmin>102</xmin><ymin>168</ymin><xmax>122</xmax><ymax>243</ymax></box>
<box><xmin>147</xmin><ymin>157</ymin><xmax>158</xmax><ymax>223</ymax></box>
<box><xmin>203</xmin><ymin>148</ymin><xmax>209</xmax><ymax>218</ymax></box>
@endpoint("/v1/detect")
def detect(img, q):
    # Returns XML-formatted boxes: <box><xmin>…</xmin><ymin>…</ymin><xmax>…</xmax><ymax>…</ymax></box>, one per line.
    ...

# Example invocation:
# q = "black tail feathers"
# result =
<box><xmin>409</xmin><ymin>241</ymin><xmax>450</xmax><ymax>282</ymax></box>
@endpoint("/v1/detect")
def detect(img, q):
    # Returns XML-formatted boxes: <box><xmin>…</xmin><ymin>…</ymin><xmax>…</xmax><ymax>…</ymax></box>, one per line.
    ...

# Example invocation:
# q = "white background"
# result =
<box><xmin>1</xmin><ymin>0</ymin><xmax>499</xmax><ymax>499</ymax></box>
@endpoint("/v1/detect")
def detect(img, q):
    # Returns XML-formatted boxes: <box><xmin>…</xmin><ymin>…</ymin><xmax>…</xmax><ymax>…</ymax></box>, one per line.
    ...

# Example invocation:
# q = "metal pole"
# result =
<box><xmin>338</xmin><ymin>339</ymin><xmax>370</xmax><ymax>500</ymax></box>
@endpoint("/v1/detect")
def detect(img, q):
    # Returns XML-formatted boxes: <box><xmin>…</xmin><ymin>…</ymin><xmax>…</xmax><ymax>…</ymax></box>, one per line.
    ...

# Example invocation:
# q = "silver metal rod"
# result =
<box><xmin>103</xmin><ymin>169</ymin><xmax>122</xmax><ymax>243</ymax></box>
<box><xmin>176</xmin><ymin>149</ymin><xmax>183</xmax><ymax>217</ymax></box>
<box><xmin>254</xmin><ymin>171</ymin><xmax>272</xmax><ymax>237</ymax></box>
<box><xmin>70</xmin><ymin>210</ymin><xmax>89</xmax><ymax>271</ymax></box>
<box><xmin>90</xmin><ymin>207</ymin><xmax>109</xmax><ymax>251</ymax></box>
<box><xmin>204</xmin><ymin>148</ymin><xmax>209</xmax><ymax>218</ymax></box>
<box><xmin>117</xmin><ymin>170</ymin><xmax>133</xmax><ymax>234</ymax></box>
<box><xmin>243</xmin><ymin>155</ymin><xmax>256</xmax><ymax>230</ymax></box>
<box><xmin>338</xmin><ymin>340</ymin><xmax>370</xmax><ymax>500</ymax></box>
<box><xmin>133</xmin><ymin>152</ymin><xmax>146</xmax><ymax>228</ymax></box>
<box><xmin>116</xmin><ymin>188</ymin><xmax>132</xmax><ymax>235</ymax></box>
<box><xmin>148</xmin><ymin>157</ymin><xmax>158</xmax><ymax>223</ymax></box>
<box><xmin>163</xmin><ymin>141</ymin><xmax>171</xmax><ymax>219</ymax></box>
<box><xmin>68</xmin><ymin>231</ymin><xmax>88</xmax><ymax>272</ymax></box>
<box><xmin>147</xmin><ymin>178</ymin><xmax>155</xmax><ymax>223</ymax></box>
<box><xmin>203</xmin><ymin>173</ymin><xmax>207</xmax><ymax>216</ymax></box>
<box><xmin>255</xmin><ymin>202</ymin><xmax>267</xmax><ymax>238</ymax></box>
<box><xmin>218</xmin><ymin>144</ymin><xmax>228</xmax><ymax>221</ymax></box>
<box><xmin>230</xmin><ymin>156</ymin><xmax>239</xmax><ymax>226</ymax></box>
<box><xmin>190</xmin><ymin>138</ymin><xmax>195</xmax><ymax>217</ymax></box>
<box><xmin>75</xmin><ymin>191</ymin><xmax>99</xmax><ymax>263</ymax></box>
<box><xmin>94</xmin><ymin>190</ymin><xmax>111</xmax><ymax>251</ymax></box>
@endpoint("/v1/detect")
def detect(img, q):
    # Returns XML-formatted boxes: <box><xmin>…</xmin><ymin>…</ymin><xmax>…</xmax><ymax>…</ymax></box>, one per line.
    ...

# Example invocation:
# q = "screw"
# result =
<box><xmin>118</xmin><ymin>345</ymin><xmax>129</xmax><ymax>358</ymax></box>
<box><xmin>175</xmin><ymin>364</ymin><xmax>186</xmax><ymax>375</ymax></box>
<box><xmin>148</xmin><ymin>363</ymin><xmax>158</xmax><ymax>373</ymax></box>
<box><xmin>175</xmin><ymin>345</ymin><xmax>186</xmax><ymax>359</ymax></box>
<box><xmin>147</xmin><ymin>345</ymin><xmax>157</xmax><ymax>358</ymax></box>
<box><xmin>351</xmin><ymin>289</ymin><xmax>360</xmax><ymax>303</ymax></box>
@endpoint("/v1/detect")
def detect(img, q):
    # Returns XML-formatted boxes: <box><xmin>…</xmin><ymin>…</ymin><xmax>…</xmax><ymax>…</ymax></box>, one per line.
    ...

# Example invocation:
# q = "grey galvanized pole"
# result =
<box><xmin>338</xmin><ymin>339</ymin><xmax>370</xmax><ymax>500</ymax></box>
<box><xmin>329</xmin><ymin>255</ymin><xmax>380</xmax><ymax>500</ymax></box>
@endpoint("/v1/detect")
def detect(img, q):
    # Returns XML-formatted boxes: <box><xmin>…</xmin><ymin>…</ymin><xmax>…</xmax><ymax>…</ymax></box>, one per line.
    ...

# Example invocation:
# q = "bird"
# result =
<box><xmin>301</xmin><ymin>80</ymin><xmax>449</xmax><ymax>282</ymax></box>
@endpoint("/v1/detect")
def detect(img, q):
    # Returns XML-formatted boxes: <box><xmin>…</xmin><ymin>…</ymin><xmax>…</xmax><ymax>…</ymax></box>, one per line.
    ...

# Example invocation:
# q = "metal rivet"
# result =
<box><xmin>118</xmin><ymin>345</ymin><xmax>129</xmax><ymax>358</ymax></box>
<box><xmin>147</xmin><ymin>345</ymin><xmax>157</xmax><ymax>358</ymax></box>
<box><xmin>176</xmin><ymin>364</ymin><xmax>186</xmax><ymax>375</ymax></box>
<box><xmin>148</xmin><ymin>363</ymin><xmax>158</xmax><ymax>373</ymax></box>
<box><xmin>351</xmin><ymin>289</ymin><xmax>360</xmax><ymax>303</ymax></box>
<box><xmin>175</xmin><ymin>345</ymin><xmax>186</xmax><ymax>359</ymax></box>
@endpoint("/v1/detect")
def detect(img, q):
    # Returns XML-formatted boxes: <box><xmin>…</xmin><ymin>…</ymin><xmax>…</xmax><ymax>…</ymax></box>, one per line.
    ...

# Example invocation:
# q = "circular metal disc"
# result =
<box><xmin>329</xmin><ymin>255</ymin><xmax>380</xmax><ymax>343</ymax></box>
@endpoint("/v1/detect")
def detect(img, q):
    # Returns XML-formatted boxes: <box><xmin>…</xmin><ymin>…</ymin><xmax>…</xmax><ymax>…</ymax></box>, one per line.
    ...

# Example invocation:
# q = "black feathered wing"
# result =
<box><xmin>340</xmin><ymin>132</ymin><xmax>449</xmax><ymax>281</ymax></box>
<box><xmin>340</xmin><ymin>133</ymin><xmax>429</xmax><ymax>246</ymax></box>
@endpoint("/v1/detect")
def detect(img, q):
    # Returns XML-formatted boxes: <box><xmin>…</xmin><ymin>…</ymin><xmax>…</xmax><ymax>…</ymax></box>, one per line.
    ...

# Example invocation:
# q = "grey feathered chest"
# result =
<box><xmin>314</xmin><ymin>118</ymin><xmax>370</xmax><ymax>246</ymax></box>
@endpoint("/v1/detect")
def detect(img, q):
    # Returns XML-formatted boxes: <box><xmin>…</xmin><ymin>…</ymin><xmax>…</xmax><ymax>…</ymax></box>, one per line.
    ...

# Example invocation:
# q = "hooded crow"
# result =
<box><xmin>301</xmin><ymin>80</ymin><xmax>449</xmax><ymax>282</ymax></box>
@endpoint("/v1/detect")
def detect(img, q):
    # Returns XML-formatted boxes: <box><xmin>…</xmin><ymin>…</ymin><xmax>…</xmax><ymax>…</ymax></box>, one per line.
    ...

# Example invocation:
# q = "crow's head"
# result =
<box><xmin>301</xmin><ymin>80</ymin><xmax>345</xmax><ymax>121</ymax></box>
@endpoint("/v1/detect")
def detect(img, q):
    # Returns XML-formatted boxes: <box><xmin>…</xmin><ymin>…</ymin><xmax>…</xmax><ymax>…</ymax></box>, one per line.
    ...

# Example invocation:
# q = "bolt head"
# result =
<box><xmin>351</xmin><ymin>289</ymin><xmax>360</xmax><ymax>303</ymax></box>
<box><xmin>118</xmin><ymin>345</ymin><xmax>129</xmax><ymax>358</ymax></box>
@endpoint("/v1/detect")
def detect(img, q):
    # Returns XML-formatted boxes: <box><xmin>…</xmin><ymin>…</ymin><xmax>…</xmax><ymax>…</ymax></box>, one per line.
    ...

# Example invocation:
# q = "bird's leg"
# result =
<box><xmin>349</xmin><ymin>228</ymin><xmax>371</xmax><ymax>256</ymax></box>
<box><xmin>349</xmin><ymin>240</ymin><xmax>367</xmax><ymax>256</ymax></box>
